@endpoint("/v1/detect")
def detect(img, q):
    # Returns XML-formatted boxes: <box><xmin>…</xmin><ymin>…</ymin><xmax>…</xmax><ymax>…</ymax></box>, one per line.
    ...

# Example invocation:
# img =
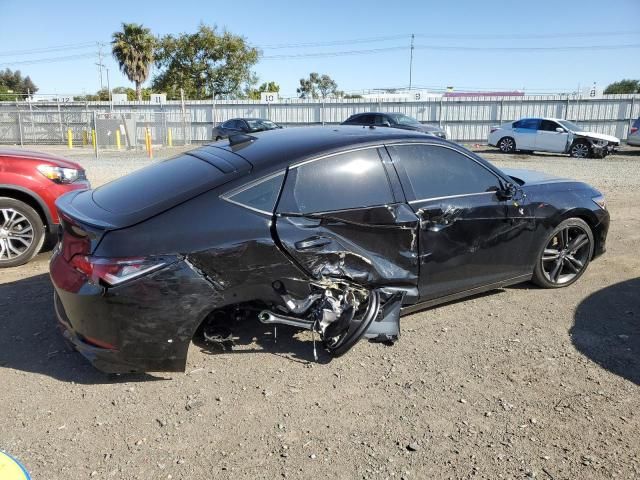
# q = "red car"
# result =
<box><xmin>0</xmin><ymin>148</ymin><xmax>90</xmax><ymax>267</ymax></box>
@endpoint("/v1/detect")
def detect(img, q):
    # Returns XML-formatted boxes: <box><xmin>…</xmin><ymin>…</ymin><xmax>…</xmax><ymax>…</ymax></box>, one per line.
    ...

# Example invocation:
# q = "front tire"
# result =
<box><xmin>570</xmin><ymin>140</ymin><xmax>591</xmax><ymax>158</ymax></box>
<box><xmin>0</xmin><ymin>197</ymin><xmax>46</xmax><ymax>268</ymax></box>
<box><xmin>498</xmin><ymin>136</ymin><xmax>516</xmax><ymax>153</ymax></box>
<box><xmin>532</xmin><ymin>218</ymin><xmax>594</xmax><ymax>288</ymax></box>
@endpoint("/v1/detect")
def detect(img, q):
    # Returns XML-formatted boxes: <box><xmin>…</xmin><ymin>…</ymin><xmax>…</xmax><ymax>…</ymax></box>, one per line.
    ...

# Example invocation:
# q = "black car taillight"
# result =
<box><xmin>69</xmin><ymin>256</ymin><xmax>169</xmax><ymax>287</ymax></box>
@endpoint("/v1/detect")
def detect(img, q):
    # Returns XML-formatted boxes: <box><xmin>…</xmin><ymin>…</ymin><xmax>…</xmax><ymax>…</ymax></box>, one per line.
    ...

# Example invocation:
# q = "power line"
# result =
<box><xmin>256</xmin><ymin>30</ymin><xmax>640</xmax><ymax>50</ymax></box>
<box><xmin>0</xmin><ymin>53</ymin><xmax>96</xmax><ymax>67</ymax></box>
<box><xmin>0</xmin><ymin>42</ymin><xmax>104</xmax><ymax>57</ymax></box>
<box><xmin>262</xmin><ymin>43</ymin><xmax>640</xmax><ymax>59</ymax></box>
<box><xmin>256</xmin><ymin>34</ymin><xmax>409</xmax><ymax>50</ymax></box>
<box><xmin>414</xmin><ymin>30</ymin><xmax>640</xmax><ymax>40</ymax></box>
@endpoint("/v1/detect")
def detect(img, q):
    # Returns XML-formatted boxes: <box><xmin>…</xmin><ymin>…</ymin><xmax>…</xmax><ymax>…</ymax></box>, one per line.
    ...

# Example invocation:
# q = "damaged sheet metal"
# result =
<box><xmin>273</xmin><ymin>203</ymin><xmax>420</xmax><ymax>289</ymax></box>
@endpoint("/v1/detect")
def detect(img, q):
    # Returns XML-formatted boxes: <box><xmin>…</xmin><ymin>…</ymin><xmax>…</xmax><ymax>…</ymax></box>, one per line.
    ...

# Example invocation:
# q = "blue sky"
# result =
<box><xmin>1</xmin><ymin>0</ymin><xmax>639</xmax><ymax>97</ymax></box>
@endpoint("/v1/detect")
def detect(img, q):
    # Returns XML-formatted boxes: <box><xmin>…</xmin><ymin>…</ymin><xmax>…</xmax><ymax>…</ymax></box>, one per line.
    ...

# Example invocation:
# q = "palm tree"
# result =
<box><xmin>111</xmin><ymin>23</ymin><xmax>155</xmax><ymax>101</ymax></box>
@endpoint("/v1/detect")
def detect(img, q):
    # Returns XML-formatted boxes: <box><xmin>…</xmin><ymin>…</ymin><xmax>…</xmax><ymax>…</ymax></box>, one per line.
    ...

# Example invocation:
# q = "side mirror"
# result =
<box><xmin>555</xmin><ymin>127</ymin><xmax>565</xmax><ymax>133</ymax></box>
<box><xmin>497</xmin><ymin>183</ymin><xmax>517</xmax><ymax>200</ymax></box>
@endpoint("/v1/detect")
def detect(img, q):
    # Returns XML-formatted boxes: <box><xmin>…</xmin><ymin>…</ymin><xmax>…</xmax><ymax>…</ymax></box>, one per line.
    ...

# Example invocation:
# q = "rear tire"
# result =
<box><xmin>532</xmin><ymin>218</ymin><xmax>594</xmax><ymax>288</ymax></box>
<box><xmin>570</xmin><ymin>140</ymin><xmax>591</xmax><ymax>158</ymax></box>
<box><xmin>0</xmin><ymin>197</ymin><xmax>46</xmax><ymax>268</ymax></box>
<box><xmin>498</xmin><ymin>136</ymin><xmax>516</xmax><ymax>153</ymax></box>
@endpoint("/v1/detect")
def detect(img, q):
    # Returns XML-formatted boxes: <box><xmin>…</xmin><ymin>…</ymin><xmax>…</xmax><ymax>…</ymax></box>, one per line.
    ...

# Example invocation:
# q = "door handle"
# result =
<box><xmin>294</xmin><ymin>236</ymin><xmax>332</xmax><ymax>250</ymax></box>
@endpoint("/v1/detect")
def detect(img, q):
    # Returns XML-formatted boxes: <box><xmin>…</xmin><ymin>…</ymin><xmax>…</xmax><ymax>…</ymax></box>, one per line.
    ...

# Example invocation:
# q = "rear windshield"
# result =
<box><xmin>92</xmin><ymin>155</ymin><xmax>231</xmax><ymax>215</ymax></box>
<box><xmin>634</xmin><ymin>118</ymin><xmax>640</xmax><ymax>128</ymax></box>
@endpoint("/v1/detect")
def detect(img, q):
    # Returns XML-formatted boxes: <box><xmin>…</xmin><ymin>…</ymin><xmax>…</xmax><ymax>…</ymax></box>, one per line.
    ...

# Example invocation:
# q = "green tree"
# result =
<box><xmin>297</xmin><ymin>72</ymin><xmax>320</xmax><ymax>99</ymax></box>
<box><xmin>603</xmin><ymin>79</ymin><xmax>640</xmax><ymax>94</ymax></box>
<box><xmin>0</xmin><ymin>68</ymin><xmax>38</xmax><ymax>100</ymax></box>
<box><xmin>112</xmin><ymin>86</ymin><xmax>136</xmax><ymax>100</ymax></box>
<box><xmin>153</xmin><ymin>24</ymin><xmax>259</xmax><ymax>100</ymax></box>
<box><xmin>247</xmin><ymin>81</ymin><xmax>280</xmax><ymax>100</ymax></box>
<box><xmin>111</xmin><ymin>22</ymin><xmax>155</xmax><ymax>101</ymax></box>
<box><xmin>297</xmin><ymin>73</ymin><xmax>340</xmax><ymax>99</ymax></box>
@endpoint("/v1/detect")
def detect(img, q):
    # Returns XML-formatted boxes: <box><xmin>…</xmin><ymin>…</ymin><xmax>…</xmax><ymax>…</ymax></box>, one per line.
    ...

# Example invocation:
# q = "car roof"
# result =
<box><xmin>206</xmin><ymin>125</ymin><xmax>443</xmax><ymax>174</ymax></box>
<box><xmin>226</xmin><ymin>117</ymin><xmax>271</xmax><ymax>121</ymax></box>
<box><xmin>515</xmin><ymin>117</ymin><xmax>567</xmax><ymax>122</ymax></box>
<box><xmin>349</xmin><ymin>112</ymin><xmax>408</xmax><ymax>117</ymax></box>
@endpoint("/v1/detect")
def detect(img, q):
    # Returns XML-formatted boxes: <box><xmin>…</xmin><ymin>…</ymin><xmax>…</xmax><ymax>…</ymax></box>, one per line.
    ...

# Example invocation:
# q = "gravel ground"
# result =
<box><xmin>1</xmin><ymin>143</ymin><xmax>639</xmax><ymax>480</ymax></box>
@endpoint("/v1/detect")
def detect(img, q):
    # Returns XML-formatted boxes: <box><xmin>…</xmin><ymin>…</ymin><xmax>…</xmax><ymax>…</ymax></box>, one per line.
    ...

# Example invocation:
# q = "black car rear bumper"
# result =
<box><xmin>50</xmin><ymin>253</ymin><xmax>218</xmax><ymax>373</ymax></box>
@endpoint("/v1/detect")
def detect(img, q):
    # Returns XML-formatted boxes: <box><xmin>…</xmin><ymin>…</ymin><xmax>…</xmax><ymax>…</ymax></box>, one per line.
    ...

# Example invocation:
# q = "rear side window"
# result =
<box><xmin>513</xmin><ymin>118</ymin><xmax>539</xmax><ymax>130</ymax></box>
<box><xmin>387</xmin><ymin>144</ymin><xmax>501</xmax><ymax>200</ymax></box>
<box><xmin>633</xmin><ymin>118</ymin><xmax>640</xmax><ymax>128</ymax></box>
<box><xmin>278</xmin><ymin>149</ymin><xmax>394</xmax><ymax>214</ymax></box>
<box><xmin>224</xmin><ymin>172</ymin><xmax>284</xmax><ymax>214</ymax></box>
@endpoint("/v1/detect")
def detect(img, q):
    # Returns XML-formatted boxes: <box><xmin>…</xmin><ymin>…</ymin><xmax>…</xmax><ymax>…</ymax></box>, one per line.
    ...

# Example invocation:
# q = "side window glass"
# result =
<box><xmin>278</xmin><ymin>149</ymin><xmax>394</xmax><ymax>214</ymax></box>
<box><xmin>374</xmin><ymin>115</ymin><xmax>388</xmax><ymax>126</ymax></box>
<box><xmin>540</xmin><ymin>120</ymin><xmax>559</xmax><ymax>132</ymax></box>
<box><xmin>221</xmin><ymin>120</ymin><xmax>232</xmax><ymax>129</ymax></box>
<box><xmin>358</xmin><ymin>114</ymin><xmax>374</xmax><ymax>125</ymax></box>
<box><xmin>516</xmin><ymin>119</ymin><xmax>539</xmax><ymax>130</ymax></box>
<box><xmin>224</xmin><ymin>172</ymin><xmax>285</xmax><ymax>214</ymax></box>
<box><xmin>387</xmin><ymin>145</ymin><xmax>501</xmax><ymax>199</ymax></box>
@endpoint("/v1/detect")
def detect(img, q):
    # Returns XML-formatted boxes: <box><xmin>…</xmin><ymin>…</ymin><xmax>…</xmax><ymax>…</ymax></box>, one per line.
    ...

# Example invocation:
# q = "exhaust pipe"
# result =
<box><xmin>258</xmin><ymin>310</ymin><xmax>315</xmax><ymax>330</ymax></box>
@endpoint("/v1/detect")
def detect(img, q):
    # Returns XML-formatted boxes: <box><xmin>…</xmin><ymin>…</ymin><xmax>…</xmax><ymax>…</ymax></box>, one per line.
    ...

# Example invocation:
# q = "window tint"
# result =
<box><xmin>387</xmin><ymin>145</ymin><xmax>501</xmax><ymax>199</ymax></box>
<box><xmin>226</xmin><ymin>172</ymin><xmax>284</xmax><ymax>214</ymax></box>
<box><xmin>374</xmin><ymin>115</ymin><xmax>389</xmax><ymax>125</ymax></box>
<box><xmin>633</xmin><ymin>117</ymin><xmax>640</xmax><ymax>128</ymax></box>
<box><xmin>356</xmin><ymin>114</ymin><xmax>375</xmax><ymax>125</ymax></box>
<box><xmin>539</xmin><ymin>120</ymin><xmax>561</xmax><ymax>132</ymax></box>
<box><xmin>513</xmin><ymin>118</ymin><xmax>539</xmax><ymax>130</ymax></box>
<box><xmin>278</xmin><ymin>149</ymin><xmax>394</xmax><ymax>214</ymax></box>
<box><xmin>221</xmin><ymin>120</ymin><xmax>234</xmax><ymax>129</ymax></box>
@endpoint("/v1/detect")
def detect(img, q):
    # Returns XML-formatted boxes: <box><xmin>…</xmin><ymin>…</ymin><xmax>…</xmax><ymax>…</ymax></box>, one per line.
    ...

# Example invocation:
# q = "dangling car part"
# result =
<box><xmin>258</xmin><ymin>280</ymin><xmax>384</xmax><ymax>358</ymax></box>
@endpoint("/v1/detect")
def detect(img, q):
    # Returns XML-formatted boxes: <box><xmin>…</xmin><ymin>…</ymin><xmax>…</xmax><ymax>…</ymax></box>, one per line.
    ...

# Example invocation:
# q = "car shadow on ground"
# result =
<box><xmin>571</xmin><ymin>277</ymin><xmax>639</xmax><ymax>385</ymax></box>
<box><xmin>193</xmin><ymin>320</ymin><xmax>333</xmax><ymax>365</ymax></box>
<box><xmin>0</xmin><ymin>273</ymin><xmax>166</xmax><ymax>384</ymax></box>
<box><xmin>0</xmin><ymin>273</ymin><xmax>333</xmax><ymax>384</ymax></box>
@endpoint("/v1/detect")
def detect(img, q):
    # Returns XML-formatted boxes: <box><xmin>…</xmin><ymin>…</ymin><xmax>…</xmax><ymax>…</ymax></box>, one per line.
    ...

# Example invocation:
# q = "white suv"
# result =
<box><xmin>488</xmin><ymin>117</ymin><xmax>619</xmax><ymax>158</ymax></box>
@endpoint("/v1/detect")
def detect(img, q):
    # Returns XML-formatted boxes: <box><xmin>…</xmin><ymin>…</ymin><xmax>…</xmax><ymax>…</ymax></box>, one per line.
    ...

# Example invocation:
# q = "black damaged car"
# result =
<box><xmin>50</xmin><ymin>126</ymin><xmax>609</xmax><ymax>373</ymax></box>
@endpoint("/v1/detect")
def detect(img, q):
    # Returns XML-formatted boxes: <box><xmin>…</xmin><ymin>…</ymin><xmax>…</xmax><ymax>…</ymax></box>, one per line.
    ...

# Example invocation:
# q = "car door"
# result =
<box><xmin>274</xmin><ymin>147</ymin><xmax>420</xmax><ymax>294</ymax></box>
<box><xmin>536</xmin><ymin>119</ymin><xmax>569</xmax><ymax>153</ymax></box>
<box><xmin>387</xmin><ymin>143</ymin><xmax>534</xmax><ymax>301</ymax></box>
<box><xmin>512</xmin><ymin>118</ymin><xmax>539</xmax><ymax>150</ymax></box>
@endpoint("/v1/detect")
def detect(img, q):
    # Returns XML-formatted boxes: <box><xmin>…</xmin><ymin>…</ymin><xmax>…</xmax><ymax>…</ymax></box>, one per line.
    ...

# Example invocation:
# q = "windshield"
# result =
<box><xmin>387</xmin><ymin>113</ymin><xmax>421</xmax><ymax>126</ymax></box>
<box><xmin>246</xmin><ymin>119</ymin><xmax>278</xmax><ymax>130</ymax></box>
<box><xmin>557</xmin><ymin>120</ymin><xmax>582</xmax><ymax>132</ymax></box>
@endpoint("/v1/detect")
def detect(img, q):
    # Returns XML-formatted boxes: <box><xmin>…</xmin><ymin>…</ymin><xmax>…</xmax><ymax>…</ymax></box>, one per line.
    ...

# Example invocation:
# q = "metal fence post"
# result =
<box><xmin>163</xmin><ymin>111</ymin><xmax>168</xmax><ymax>146</ymax></box>
<box><xmin>92</xmin><ymin>110</ymin><xmax>98</xmax><ymax>159</ymax></box>
<box><xmin>629</xmin><ymin>96</ymin><xmax>636</xmax><ymax>140</ymax></box>
<box><xmin>17</xmin><ymin>112</ymin><xmax>23</xmax><ymax>146</ymax></box>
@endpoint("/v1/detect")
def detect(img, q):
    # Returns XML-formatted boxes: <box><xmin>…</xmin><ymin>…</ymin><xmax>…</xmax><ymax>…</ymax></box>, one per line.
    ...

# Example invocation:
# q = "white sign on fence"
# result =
<box><xmin>260</xmin><ymin>92</ymin><xmax>279</xmax><ymax>103</ymax></box>
<box><xmin>112</xmin><ymin>94</ymin><xmax>128</xmax><ymax>104</ymax></box>
<box><xmin>150</xmin><ymin>93</ymin><xmax>167</xmax><ymax>105</ymax></box>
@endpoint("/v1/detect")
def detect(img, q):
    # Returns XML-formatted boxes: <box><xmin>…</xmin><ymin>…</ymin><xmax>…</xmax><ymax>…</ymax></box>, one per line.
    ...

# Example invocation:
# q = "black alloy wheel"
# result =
<box><xmin>533</xmin><ymin>218</ymin><xmax>594</xmax><ymax>288</ymax></box>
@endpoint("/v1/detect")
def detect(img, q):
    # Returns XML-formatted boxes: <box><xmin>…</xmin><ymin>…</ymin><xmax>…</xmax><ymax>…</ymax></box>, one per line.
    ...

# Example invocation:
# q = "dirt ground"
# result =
<box><xmin>1</xmin><ymin>144</ymin><xmax>639</xmax><ymax>480</ymax></box>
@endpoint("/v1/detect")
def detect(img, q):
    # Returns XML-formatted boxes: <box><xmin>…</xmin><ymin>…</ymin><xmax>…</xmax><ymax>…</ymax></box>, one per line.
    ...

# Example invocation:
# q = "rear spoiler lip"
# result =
<box><xmin>55</xmin><ymin>190</ymin><xmax>118</xmax><ymax>230</ymax></box>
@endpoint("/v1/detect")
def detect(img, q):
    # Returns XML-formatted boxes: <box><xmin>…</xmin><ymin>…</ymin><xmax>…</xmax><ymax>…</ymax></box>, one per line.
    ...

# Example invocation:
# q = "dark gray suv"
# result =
<box><xmin>342</xmin><ymin>112</ymin><xmax>447</xmax><ymax>139</ymax></box>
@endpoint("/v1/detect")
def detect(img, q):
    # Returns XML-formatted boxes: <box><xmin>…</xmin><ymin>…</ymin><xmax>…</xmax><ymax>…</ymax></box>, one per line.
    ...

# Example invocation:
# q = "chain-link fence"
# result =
<box><xmin>1</xmin><ymin>94</ymin><xmax>638</xmax><ymax>147</ymax></box>
<box><xmin>0</xmin><ymin>110</ymin><xmax>192</xmax><ymax>155</ymax></box>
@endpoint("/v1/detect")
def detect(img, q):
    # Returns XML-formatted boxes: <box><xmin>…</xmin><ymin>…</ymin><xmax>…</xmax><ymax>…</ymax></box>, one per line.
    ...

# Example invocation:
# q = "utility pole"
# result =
<box><xmin>106</xmin><ymin>67</ymin><xmax>112</xmax><ymax>111</ymax></box>
<box><xmin>409</xmin><ymin>34</ymin><xmax>415</xmax><ymax>90</ymax></box>
<box><xmin>96</xmin><ymin>43</ymin><xmax>105</xmax><ymax>91</ymax></box>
